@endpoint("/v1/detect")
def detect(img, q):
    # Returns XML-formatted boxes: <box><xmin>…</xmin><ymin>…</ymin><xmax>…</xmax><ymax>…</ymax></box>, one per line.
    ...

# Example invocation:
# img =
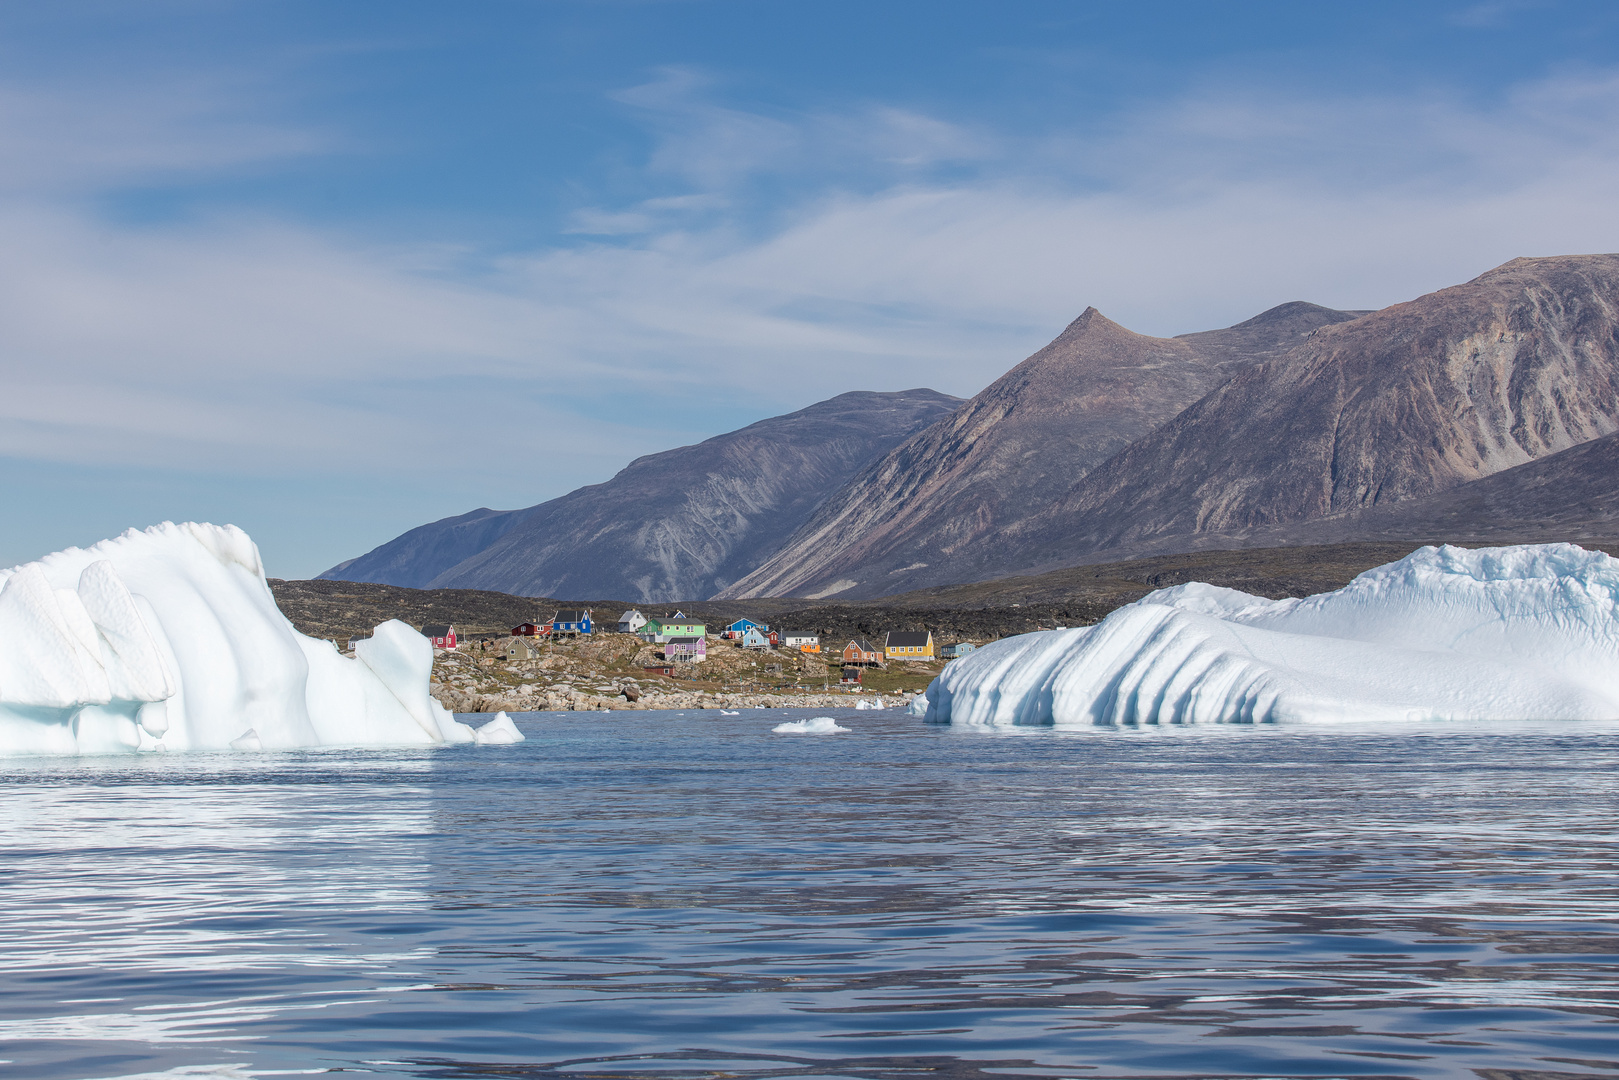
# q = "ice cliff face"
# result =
<box><xmin>912</xmin><ymin>543</ymin><xmax>1619</xmax><ymax>726</ymax></box>
<box><xmin>0</xmin><ymin>522</ymin><xmax>484</xmax><ymax>756</ymax></box>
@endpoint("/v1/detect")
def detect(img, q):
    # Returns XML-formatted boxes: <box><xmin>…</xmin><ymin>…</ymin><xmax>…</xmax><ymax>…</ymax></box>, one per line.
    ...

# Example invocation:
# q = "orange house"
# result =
<box><xmin>841</xmin><ymin>638</ymin><xmax>881</xmax><ymax>666</ymax></box>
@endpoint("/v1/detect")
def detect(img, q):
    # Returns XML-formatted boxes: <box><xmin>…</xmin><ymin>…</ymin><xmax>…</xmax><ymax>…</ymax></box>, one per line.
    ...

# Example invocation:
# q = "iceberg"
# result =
<box><xmin>911</xmin><ymin>544</ymin><xmax>1619</xmax><ymax>727</ymax></box>
<box><xmin>474</xmin><ymin>711</ymin><xmax>525</xmax><ymax>745</ymax></box>
<box><xmin>772</xmin><ymin>716</ymin><xmax>850</xmax><ymax>733</ymax></box>
<box><xmin>0</xmin><ymin>522</ymin><xmax>479</xmax><ymax>756</ymax></box>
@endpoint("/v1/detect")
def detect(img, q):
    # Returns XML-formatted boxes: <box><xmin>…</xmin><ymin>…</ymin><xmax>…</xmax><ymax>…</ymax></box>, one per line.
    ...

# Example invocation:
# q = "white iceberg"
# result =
<box><xmin>772</xmin><ymin>716</ymin><xmax>850</xmax><ymax>733</ymax></box>
<box><xmin>475</xmin><ymin>711</ymin><xmax>525</xmax><ymax>745</ymax></box>
<box><xmin>911</xmin><ymin>544</ymin><xmax>1619</xmax><ymax>727</ymax></box>
<box><xmin>0</xmin><ymin>521</ymin><xmax>478</xmax><ymax>756</ymax></box>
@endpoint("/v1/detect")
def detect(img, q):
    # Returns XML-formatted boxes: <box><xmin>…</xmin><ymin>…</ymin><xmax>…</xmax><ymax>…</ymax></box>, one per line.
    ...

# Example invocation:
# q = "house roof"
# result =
<box><xmin>553</xmin><ymin>609</ymin><xmax>589</xmax><ymax>623</ymax></box>
<box><xmin>665</xmin><ymin>636</ymin><xmax>703</xmax><ymax>645</ymax></box>
<box><xmin>421</xmin><ymin>624</ymin><xmax>454</xmax><ymax>637</ymax></box>
<box><xmin>885</xmin><ymin>631</ymin><xmax>931</xmax><ymax>648</ymax></box>
<box><xmin>845</xmin><ymin>638</ymin><xmax>875</xmax><ymax>652</ymax></box>
<box><xmin>618</xmin><ymin>610</ymin><xmax>643</xmax><ymax>619</ymax></box>
<box><xmin>782</xmin><ymin>631</ymin><xmax>818</xmax><ymax>639</ymax></box>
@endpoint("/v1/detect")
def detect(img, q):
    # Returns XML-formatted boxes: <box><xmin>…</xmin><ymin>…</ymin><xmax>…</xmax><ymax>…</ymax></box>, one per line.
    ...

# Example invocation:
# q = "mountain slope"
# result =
<box><xmin>1250</xmin><ymin>427</ymin><xmax>1619</xmax><ymax>547</ymax></box>
<box><xmin>320</xmin><ymin>389</ymin><xmax>963</xmax><ymax>602</ymax></box>
<box><xmin>720</xmin><ymin>301</ymin><xmax>1368</xmax><ymax>599</ymax></box>
<box><xmin>1018</xmin><ymin>254</ymin><xmax>1619</xmax><ymax>568</ymax></box>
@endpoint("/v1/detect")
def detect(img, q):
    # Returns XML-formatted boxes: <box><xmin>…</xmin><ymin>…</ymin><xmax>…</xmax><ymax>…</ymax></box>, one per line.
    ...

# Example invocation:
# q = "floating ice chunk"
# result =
<box><xmin>854</xmin><ymin>697</ymin><xmax>886</xmax><ymax>710</ymax></box>
<box><xmin>0</xmin><ymin>522</ymin><xmax>492</xmax><ymax>756</ymax></box>
<box><xmin>772</xmin><ymin>716</ymin><xmax>850</xmax><ymax>733</ymax></box>
<box><xmin>475</xmin><ymin>711</ymin><xmax>525</xmax><ymax>745</ymax></box>
<box><xmin>915</xmin><ymin>543</ymin><xmax>1619</xmax><ymax>727</ymax></box>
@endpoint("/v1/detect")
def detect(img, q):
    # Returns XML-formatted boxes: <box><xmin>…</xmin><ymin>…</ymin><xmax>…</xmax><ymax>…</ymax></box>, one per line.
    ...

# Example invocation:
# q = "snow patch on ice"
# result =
<box><xmin>913</xmin><ymin>544</ymin><xmax>1619</xmax><ymax>727</ymax></box>
<box><xmin>0</xmin><ymin>522</ymin><xmax>482</xmax><ymax>756</ymax></box>
<box><xmin>772</xmin><ymin>716</ymin><xmax>850</xmax><ymax>733</ymax></box>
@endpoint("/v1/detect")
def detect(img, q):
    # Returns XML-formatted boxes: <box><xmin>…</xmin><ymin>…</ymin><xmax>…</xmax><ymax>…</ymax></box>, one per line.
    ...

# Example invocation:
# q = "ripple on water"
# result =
<box><xmin>1</xmin><ymin>711</ymin><xmax>1618</xmax><ymax>1080</ymax></box>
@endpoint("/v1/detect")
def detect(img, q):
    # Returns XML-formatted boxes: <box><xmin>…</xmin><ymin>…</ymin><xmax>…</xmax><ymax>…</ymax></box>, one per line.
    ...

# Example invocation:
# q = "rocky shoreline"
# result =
<box><xmin>431</xmin><ymin>682</ymin><xmax>912</xmax><ymax>714</ymax></box>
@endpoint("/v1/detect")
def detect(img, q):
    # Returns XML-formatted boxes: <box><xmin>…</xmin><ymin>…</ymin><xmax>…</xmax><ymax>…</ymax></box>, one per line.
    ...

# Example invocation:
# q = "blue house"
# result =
<box><xmin>740</xmin><ymin>626</ymin><xmax>770</xmax><ymax>650</ymax></box>
<box><xmin>942</xmin><ymin>642</ymin><xmax>977</xmax><ymax>660</ymax></box>
<box><xmin>724</xmin><ymin>617</ymin><xmax>767</xmax><ymax>640</ymax></box>
<box><xmin>550</xmin><ymin>608</ymin><xmax>593</xmax><ymax>636</ymax></box>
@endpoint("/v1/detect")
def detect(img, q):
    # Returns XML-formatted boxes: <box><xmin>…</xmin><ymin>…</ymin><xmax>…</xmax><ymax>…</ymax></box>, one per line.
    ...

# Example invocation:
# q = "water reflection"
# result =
<box><xmin>0</xmin><ymin>751</ymin><xmax>438</xmax><ymax>1075</ymax></box>
<box><xmin>2</xmin><ymin>714</ymin><xmax>1619</xmax><ymax>1080</ymax></box>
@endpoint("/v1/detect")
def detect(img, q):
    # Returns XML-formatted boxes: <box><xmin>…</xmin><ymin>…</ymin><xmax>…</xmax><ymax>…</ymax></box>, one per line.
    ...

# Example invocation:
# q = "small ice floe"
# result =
<box><xmin>720</xmin><ymin>709</ymin><xmax>740</xmax><ymax>715</ymax></box>
<box><xmin>772</xmin><ymin>716</ymin><xmax>849</xmax><ymax>734</ymax></box>
<box><xmin>474</xmin><ymin>711</ymin><xmax>525</xmax><ymax>745</ymax></box>
<box><xmin>854</xmin><ymin>697</ymin><xmax>886</xmax><ymax>711</ymax></box>
<box><xmin>229</xmin><ymin>728</ymin><xmax>262</xmax><ymax>751</ymax></box>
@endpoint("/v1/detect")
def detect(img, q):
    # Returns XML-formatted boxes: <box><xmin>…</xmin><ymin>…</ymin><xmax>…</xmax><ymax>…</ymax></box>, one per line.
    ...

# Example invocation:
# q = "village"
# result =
<box><xmin>414</xmin><ymin>608</ymin><xmax>981</xmax><ymax>713</ymax></box>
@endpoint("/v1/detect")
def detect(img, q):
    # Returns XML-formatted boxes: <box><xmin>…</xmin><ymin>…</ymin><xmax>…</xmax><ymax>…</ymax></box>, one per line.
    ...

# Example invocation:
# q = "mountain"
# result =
<box><xmin>719</xmin><ymin>301</ymin><xmax>1368</xmax><ymax>599</ymax></box>
<box><xmin>319</xmin><ymin>389</ymin><xmax>963</xmax><ymax>601</ymax></box>
<box><xmin>1018</xmin><ymin>254</ymin><xmax>1619</xmax><ymax>567</ymax></box>
<box><xmin>1250</xmin><ymin>427</ymin><xmax>1619</xmax><ymax>547</ymax></box>
<box><xmin>727</xmin><ymin>254</ymin><xmax>1619</xmax><ymax>599</ymax></box>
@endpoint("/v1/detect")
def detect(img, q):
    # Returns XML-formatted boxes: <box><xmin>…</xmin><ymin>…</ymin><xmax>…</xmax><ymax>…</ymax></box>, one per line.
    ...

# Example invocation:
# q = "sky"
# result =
<box><xmin>4</xmin><ymin>0</ymin><xmax>1619</xmax><ymax>576</ymax></box>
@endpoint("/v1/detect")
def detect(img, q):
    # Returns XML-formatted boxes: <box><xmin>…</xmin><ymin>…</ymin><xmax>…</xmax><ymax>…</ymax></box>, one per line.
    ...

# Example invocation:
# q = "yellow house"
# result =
<box><xmin>884</xmin><ymin>630</ymin><xmax>934</xmax><ymax>660</ymax></box>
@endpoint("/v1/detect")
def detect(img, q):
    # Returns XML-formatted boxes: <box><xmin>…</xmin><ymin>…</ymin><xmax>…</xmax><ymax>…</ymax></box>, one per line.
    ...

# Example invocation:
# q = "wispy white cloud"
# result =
<box><xmin>3</xmin><ymin>59</ymin><xmax>1619</xmax><ymax>524</ymax></box>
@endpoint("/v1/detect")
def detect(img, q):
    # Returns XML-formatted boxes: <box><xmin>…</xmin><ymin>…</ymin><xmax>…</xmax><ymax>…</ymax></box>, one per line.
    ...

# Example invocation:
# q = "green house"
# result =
<box><xmin>639</xmin><ymin>617</ymin><xmax>707</xmax><ymax>644</ymax></box>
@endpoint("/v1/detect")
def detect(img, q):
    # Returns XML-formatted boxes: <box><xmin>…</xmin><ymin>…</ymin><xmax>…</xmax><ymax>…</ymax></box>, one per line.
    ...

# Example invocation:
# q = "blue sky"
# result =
<box><xmin>3</xmin><ymin>1</ymin><xmax>1619</xmax><ymax>576</ymax></box>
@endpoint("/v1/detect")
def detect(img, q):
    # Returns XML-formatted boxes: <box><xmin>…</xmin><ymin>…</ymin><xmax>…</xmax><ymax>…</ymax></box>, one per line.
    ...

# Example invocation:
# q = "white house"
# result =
<box><xmin>617</xmin><ymin>610</ymin><xmax>648</xmax><ymax>634</ymax></box>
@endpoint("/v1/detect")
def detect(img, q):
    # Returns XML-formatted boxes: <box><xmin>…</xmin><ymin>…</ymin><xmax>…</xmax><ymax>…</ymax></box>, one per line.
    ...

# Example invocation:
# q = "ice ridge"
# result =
<box><xmin>910</xmin><ymin>544</ymin><xmax>1619</xmax><ymax>727</ymax></box>
<box><xmin>0</xmin><ymin>522</ymin><xmax>484</xmax><ymax>756</ymax></box>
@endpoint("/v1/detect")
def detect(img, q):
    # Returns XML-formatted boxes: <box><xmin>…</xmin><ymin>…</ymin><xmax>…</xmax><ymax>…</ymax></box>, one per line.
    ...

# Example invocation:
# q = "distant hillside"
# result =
<box><xmin>721</xmin><ymin>301</ymin><xmax>1367</xmax><ymax>599</ymax></box>
<box><xmin>726</xmin><ymin>255</ymin><xmax>1619</xmax><ymax>598</ymax></box>
<box><xmin>320</xmin><ymin>389</ymin><xmax>962</xmax><ymax>602</ymax></box>
<box><xmin>278</xmin><ymin>539</ymin><xmax>1619</xmax><ymax>648</ymax></box>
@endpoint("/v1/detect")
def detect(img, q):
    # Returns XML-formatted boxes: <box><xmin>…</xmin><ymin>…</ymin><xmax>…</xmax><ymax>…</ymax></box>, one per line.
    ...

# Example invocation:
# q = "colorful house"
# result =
<box><xmin>740</xmin><ymin>626</ymin><xmax>770</xmax><ymax>650</ymax></box>
<box><xmin>941</xmin><ymin>642</ymin><xmax>977</xmax><ymax>660</ymax></box>
<box><xmin>421</xmin><ymin>624</ymin><xmax>457</xmax><ymax>649</ymax></box>
<box><xmin>663</xmin><ymin>635</ymin><xmax>708</xmax><ymax>664</ymax></box>
<box><xmin>501</xmin><ymin>637</ymin><xmax>538</xmax><ymax>660</ymax></box>
<box><xmin>640</xmin><ymin>616</ymin><xmax>707</xmax><ymax>643</ymax></box>
<box><xmin>842</xmin><ymin>638</ymin><xmax>881</xmax><ymax>666</ymax></box>
<box><xmin>840</xmin><ymin>665</ymin><xmax>863</xmax><ymax>685</ymax></box>
<box><xmin>723</xmin><ymin>617</ymin><xmax>767</xmax><ymax>640</ymax></box>
<box><xmin>884</xmin><ymin>630</ymin><xmax>934</xmax><ymax>660</ymax></box>
<box><xmin>780</xmin><ymin>631</ymin><xmax>819</xmax><ymax>653</ymax></box>
<box><xmin>617</xmin><ymin>610</ymin><xmax>648</xmax><ymax>634</ymax></box>
<box><xmin>550</xmin><ymin>609</ymin><xmax>593</xmax><ymax>636</ymax></box>
<box><xmin>511</xmin><ymin>622</ymin><xmax>547</xmax><ymax>637</ymax></box>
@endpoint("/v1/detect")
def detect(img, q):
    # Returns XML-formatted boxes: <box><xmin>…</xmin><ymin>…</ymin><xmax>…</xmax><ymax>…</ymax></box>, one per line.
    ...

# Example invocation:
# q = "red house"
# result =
<box><xmin>421</xmin><ymin>624</ymin><xmax>457</xmax><ymax>649</ymax></box>
<box><xmin>511</xmin><ymin>622</ymin><xmax>549</xmax><ymax>637</ymax></box>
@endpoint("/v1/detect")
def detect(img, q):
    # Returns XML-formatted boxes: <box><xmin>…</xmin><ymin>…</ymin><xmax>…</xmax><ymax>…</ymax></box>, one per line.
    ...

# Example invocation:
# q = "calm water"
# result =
<box><xmin>2</xmin><ymin>710</ymin><xmax>1618</xmax><ymax>1080</ymax></box>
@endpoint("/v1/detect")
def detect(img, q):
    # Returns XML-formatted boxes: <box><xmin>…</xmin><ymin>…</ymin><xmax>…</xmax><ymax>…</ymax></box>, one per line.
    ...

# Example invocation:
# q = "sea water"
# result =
<box><xmin>2</xmin><ymin>709</ymin><xmax>1617</xmax><ymax>1079</ymax></box>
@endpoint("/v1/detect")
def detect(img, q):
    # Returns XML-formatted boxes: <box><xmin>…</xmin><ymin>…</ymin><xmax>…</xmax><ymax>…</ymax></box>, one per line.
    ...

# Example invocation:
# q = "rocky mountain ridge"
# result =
<box><xmin>720</xmin><ymin>300</ymin><xmax>1370</xmax><ymax>598</ymax></box>
<box><xmin>322</xmin><ymin>389</ymin><xmax>962</xmax><ymax>601</ymax></box>
<box><xmin>726</xmin><ymin>254</ymin><xmax>1619</xmax><ymax>598</ymax></box>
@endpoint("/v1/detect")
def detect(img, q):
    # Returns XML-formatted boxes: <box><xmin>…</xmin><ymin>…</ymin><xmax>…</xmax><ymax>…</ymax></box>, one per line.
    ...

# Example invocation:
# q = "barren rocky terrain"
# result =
<box><xmin>423</xmin><ymin>630</ymin><xmax>938</xmax><ymax>714</ymax></box>
<box><xmin>321</xmin><ymin>389</ymin><xmax>961</xmax><ymax>601</ymax></box>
